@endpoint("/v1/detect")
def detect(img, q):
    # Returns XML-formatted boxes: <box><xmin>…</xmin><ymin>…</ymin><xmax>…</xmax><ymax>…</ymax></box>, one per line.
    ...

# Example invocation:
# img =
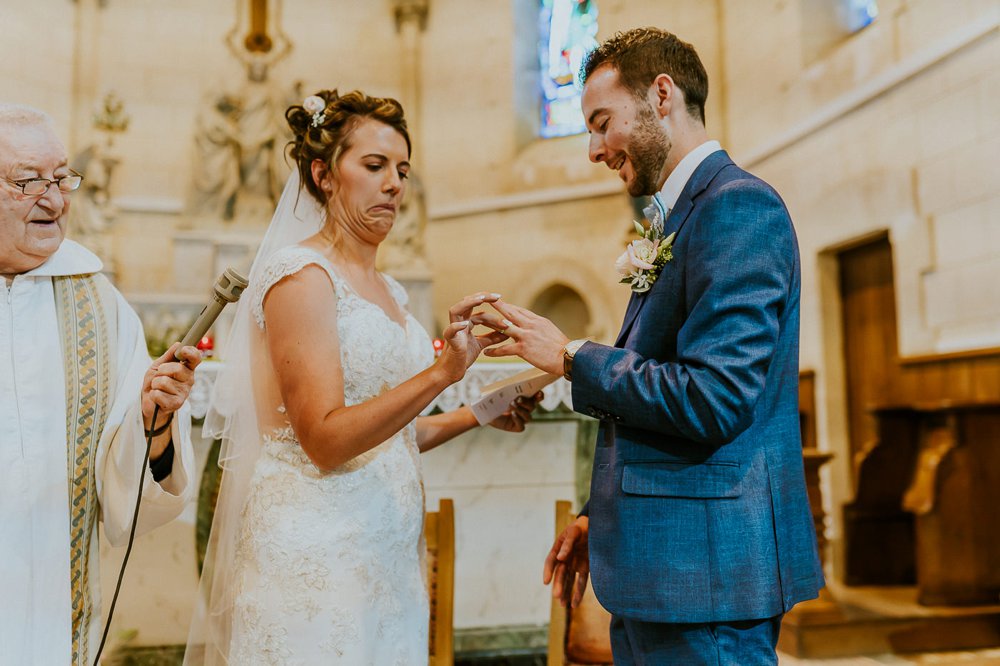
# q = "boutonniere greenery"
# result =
<box><xmin>615</xmin><ymin>221</ymin><xmax>676</xmax><ymax>293</ymax></box>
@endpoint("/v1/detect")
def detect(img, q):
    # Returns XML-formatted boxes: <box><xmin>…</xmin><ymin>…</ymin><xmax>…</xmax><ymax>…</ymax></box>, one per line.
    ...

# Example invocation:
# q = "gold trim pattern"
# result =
<box><xmin>55</xmin><ymin>275</ymin><xmax>111</xmax><ymax>666</ymax></box>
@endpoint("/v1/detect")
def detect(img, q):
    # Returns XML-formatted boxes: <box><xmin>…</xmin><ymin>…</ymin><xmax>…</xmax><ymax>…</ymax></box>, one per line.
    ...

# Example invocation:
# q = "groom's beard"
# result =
<box><xmin>627</xmin><ymin>103</ymin><xmax>672</xmax><ymax>197</ymax></box>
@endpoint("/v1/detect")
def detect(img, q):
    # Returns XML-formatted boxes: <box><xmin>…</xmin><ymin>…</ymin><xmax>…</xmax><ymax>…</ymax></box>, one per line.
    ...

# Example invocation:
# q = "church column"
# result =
<box><xmin>386</xmin><ymin>0</ymin><xmax>435</xmax><ymax>335</ymax></box>
<box><xmin>69</xmin><ymin>0</ymin><xmax>104</xmax><ymax>154</ymax></box>
<box><xmin>393</xmin><ymin>0</ymin><xmax>429</xmax><ymax>172</ymax></box>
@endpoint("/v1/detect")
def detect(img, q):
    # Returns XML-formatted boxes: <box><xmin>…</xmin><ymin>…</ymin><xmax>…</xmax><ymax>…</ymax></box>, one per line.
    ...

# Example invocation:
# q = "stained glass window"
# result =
<box><xmin>840</xmin><ymin>0</ymin><xmax>878</xmax><ymax>33</ymax></box>
<box><xmin>538</xmin><ymin>0</ymin><xmax>598</xmax><ymax>138</ymax></box>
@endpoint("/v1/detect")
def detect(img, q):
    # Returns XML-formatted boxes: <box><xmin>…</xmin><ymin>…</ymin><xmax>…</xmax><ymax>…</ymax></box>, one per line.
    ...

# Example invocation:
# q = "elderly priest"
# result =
<box><xmin>0</xmin><ymin>103</ymin><xmax>200</xmax><ymax>665</ymax></box>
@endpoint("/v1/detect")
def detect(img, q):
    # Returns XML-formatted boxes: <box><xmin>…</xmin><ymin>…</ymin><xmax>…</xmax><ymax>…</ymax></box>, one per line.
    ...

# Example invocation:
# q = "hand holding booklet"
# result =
<box><xmin>470</xmin><ymin>367</ymin><xmax>559</xmax><ymax>425</ymax></box>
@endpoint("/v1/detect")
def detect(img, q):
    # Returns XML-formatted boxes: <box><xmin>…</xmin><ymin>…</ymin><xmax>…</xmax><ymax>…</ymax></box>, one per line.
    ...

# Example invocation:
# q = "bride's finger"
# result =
<box><xmin>470</xmin><ymin>312</ymin><xmax>507</xmax><ymax>331</ymax></box>
<box><xmin>448</xmin><ymin>293</ymin><xmax>501</xmax><ymax>323</ymax></box>
<box><xmin>441</xmin><ymin>320</ymin><xmax>471</xmax><ymax>340</ymax></box>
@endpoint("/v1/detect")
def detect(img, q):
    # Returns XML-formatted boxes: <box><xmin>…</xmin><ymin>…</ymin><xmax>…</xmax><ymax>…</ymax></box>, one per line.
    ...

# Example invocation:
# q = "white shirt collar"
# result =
<box><xmin>656</xmin><ymin>140</ymin><xmax>722</xmax><ymax>211</ymax></box>
<box><xmin>23</xmin><ymin>239</ymin><xmax>103</xmax><ymax>278</ymax></box>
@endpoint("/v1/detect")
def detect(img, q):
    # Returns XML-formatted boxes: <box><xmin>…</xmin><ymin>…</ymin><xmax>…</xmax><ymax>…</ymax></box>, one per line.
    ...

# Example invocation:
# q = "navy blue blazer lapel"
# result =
<box><xmin>613</xmin><ymin>150</ymin><xmax>734</xmax><ymax>348</ymax></box>
<box><xmin>614</xmin><ymin>291</ymin><xmax>646</xmax><ymax>347</ymax></box>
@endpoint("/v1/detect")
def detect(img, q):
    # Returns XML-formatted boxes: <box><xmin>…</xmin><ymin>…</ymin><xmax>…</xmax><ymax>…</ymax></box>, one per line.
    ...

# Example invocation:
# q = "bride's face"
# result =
<box><xmin>319</xmin><ymin>119</ymin><xmax>410</xmax><ymax>245</ymax></box>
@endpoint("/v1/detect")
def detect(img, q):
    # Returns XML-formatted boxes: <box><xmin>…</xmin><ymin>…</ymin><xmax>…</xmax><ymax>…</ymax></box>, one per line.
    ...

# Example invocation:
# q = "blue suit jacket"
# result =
<box><xmin>572</xmin><ymin>150</ymin><xmax>823</xmax><ymax>623</ymax></box>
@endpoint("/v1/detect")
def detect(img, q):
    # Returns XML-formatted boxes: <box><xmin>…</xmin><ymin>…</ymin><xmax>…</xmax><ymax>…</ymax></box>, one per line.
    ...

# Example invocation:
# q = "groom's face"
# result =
<box><xmin>582</xmin><ymin>65</ymin><xmax>671</xmax><ymax>197</ymax></box>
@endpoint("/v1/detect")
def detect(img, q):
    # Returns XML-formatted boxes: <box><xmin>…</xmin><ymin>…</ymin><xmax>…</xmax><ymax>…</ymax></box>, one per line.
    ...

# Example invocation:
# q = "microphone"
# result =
<box><xmin>92</xmin><ymin>266</ymin><xmax>248</xmax><ymax>666</ymax></box>
<box><xmin>178</xmin><ymin>267</ymin><xmax>249</xmax><ymax>353</ymax></box>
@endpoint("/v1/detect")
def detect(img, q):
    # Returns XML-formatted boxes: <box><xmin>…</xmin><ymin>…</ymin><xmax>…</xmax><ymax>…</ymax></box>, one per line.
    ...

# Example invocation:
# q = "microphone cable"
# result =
<box><xmin>92</xmin><ymin>403</ymin><xmax>160</xmax><ymax>666</ymax></box>
<box><xmin>88</xmin><ymin>267</ymin><xmax>246</xmax><ymax>665</ymax></box>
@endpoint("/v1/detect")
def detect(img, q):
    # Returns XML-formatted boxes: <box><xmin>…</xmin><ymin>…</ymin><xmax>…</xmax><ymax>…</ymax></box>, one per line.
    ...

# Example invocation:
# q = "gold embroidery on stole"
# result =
<box><xmin>55</xmin><ymin>275</ymin><xmax>111</xmax><ymax>666</ymax></box>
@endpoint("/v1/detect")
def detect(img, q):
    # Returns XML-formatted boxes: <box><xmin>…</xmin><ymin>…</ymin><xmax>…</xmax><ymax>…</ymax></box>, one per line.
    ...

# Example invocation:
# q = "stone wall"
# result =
<box><xmin>3</xmin><ymin>0</ymin><xmax>998</xmax><ymax>653</ymax></box>
<box><xmin>719</xmin><ymin>0</ymin><xmax>999</xmax><ymax>575</ymax></box>
<box><xmin>423</xmin><ymin>0</ymin><xmax>723</xmax><ymax>337</ymax></box>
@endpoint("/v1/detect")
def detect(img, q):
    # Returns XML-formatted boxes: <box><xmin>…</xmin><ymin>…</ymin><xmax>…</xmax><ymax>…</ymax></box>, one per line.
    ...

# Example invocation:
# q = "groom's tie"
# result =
<box><xmin>641</xmin><ymin>193</ymin><xmax>670</xmax><ymax>235</ymax></box>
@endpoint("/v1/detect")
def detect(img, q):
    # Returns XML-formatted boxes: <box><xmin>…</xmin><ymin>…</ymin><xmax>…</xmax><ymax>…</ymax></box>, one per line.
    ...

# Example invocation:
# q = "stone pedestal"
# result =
<box><xmin>391</xmin><ymin>271</ymin><xmax>436</xmax><ymax>336</ymax></box>
<box><xmin>170</xmin><ymin>228</ymin><xmax>263</xmax><ymax>356</ymax></box>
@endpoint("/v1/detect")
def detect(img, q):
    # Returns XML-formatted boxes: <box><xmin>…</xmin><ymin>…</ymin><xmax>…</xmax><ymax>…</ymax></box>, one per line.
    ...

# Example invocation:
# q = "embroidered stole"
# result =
<box><xmin>54</xmin><ymin>274</ymin><xmax>113</xmax><ymax>666</ymax></box>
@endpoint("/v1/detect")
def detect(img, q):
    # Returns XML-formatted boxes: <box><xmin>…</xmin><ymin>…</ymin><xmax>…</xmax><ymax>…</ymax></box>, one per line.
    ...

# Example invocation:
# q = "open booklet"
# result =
<box><xmin>470</xmin><ymin>366</ymin><xmax>560</xmax><ymax>425</ymax></box>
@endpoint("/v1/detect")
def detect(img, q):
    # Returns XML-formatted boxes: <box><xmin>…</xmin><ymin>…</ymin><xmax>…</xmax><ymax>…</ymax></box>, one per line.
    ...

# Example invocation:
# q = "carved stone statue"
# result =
<box><xmin>67</xmin><ymin>92</ymin><xmax>130</xmax><ymax>275</ymax></box>
<box><xmin>189</xmin><ymin>92</ymin><xmax>242</xmax><ymax>223</ymax></box>
<box><xmin>66</xmin><ymin>162</ymin><xmax>115</xmax><ymax>274</ymax></box>
<box><xmin>187</xmin><ymin>65</ymin><xmax>296</xmax><ymax>226</ymax></box>
<box><xmin>377</xmin><ymin>171</ymin><xmax>430</xmax><ymax>277</ymax></box>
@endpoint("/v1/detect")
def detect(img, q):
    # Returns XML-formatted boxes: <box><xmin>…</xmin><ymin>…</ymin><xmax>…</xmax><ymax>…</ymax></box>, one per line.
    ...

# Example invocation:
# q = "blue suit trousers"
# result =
<box><xmin>610</xmin><ymin>614</ymin><xmax>783</xmax><ymax>666</ymax></box>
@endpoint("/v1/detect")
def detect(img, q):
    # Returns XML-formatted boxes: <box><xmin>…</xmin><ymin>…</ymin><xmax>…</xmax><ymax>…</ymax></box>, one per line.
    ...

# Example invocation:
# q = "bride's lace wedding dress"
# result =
<box><xmin>228</xmin><ymin>245</ymin><xmax>433</xmax><ymax>665</ymax></box>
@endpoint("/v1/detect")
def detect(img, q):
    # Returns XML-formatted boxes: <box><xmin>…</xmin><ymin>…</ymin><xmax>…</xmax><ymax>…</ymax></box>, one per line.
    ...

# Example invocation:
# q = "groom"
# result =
<box><xmin>481</xmin><ymin>28</ymin><xmax>823</xmax><ymax>664</ymax></box>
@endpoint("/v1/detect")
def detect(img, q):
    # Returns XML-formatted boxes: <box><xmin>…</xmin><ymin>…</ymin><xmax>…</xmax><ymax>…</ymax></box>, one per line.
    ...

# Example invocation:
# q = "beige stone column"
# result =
<box><xmin>392</xmin><ymin>0</ymin><xmax>429</xmax><ymax>172</ymax></box>
<box><xmin>383</xmin><ymin>1</ymin><xmax>436</xmax><ymax>333</ymax></box>
<box><xmin>69</xmin><ymin>0</ymin><xmax>103</xmax><ymax>154</ymax></box>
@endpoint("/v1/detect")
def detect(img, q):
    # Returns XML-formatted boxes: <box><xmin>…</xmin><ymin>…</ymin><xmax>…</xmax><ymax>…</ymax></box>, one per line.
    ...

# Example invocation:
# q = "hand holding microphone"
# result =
<box><xmin>141</xmin><ymin>268</ymin><xmax>249</xmax><ymax>432</ymax></box>
<box><xmin>178</xmin><ymin>267</ymin><xmax>249</xmax><ymax>352</ymax></box>
<box><xmin>95</xmin><ymin>267</ymin><xmax>249</xmax><ymax>666</ymax></box>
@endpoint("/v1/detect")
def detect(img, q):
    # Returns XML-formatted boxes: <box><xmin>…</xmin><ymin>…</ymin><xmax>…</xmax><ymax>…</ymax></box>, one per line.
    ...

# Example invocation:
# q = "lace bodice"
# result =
<box><xmin>228</xmin><ymin>245</ymin><xmax>435</xmax><ymax>664</ymax></box>
<box><xmin>251</xmin><ymin>245</ymin><xmax>433</xmax><ymax>410</ymax></box>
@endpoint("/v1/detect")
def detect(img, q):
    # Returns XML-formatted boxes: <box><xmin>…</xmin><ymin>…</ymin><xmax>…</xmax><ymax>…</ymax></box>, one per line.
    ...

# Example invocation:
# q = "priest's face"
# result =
<box><xmin>0</xmin><ymin>122</ymin><xmax>71</xmax><ymax>277</ymax></box>
<box><xmin>582</xmin><ymin>65</ymin><xmax>672</xmax><ymax>197</ymax></box>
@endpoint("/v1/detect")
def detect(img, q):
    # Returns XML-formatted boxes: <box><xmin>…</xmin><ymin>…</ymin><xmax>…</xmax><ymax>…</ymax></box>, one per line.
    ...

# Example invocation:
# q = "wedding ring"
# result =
<box><xmin>500</xmin><ymin>327</ymin><xmax>509</xmax><ymax>336</ymax></box>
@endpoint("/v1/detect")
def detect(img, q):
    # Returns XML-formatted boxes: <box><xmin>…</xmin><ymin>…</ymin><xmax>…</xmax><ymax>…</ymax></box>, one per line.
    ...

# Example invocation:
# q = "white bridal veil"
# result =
<box><xmin>184</xmin><ymin>170</ymin><xmax>324</xmax><ymax>665</ymax></box>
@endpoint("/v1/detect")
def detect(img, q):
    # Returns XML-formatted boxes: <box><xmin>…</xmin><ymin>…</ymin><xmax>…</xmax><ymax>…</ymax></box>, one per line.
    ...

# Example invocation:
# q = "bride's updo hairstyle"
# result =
<box><xmin>286</xmin><ymin>89</ymin><xmax>411</xmax><ymax>206</ymax></box>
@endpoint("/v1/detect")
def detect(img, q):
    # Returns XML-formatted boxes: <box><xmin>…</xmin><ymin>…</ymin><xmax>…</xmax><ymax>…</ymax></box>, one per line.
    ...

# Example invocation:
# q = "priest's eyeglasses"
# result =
<box><xmin>3</xmin><ymin>170</ymin><xmax>84</xmax><ymax>196</ymax></box>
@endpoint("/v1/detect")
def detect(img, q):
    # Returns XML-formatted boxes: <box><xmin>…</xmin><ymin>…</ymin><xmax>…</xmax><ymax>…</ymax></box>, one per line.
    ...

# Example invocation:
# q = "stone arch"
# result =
<box><xmin>508</xmin><ymin>258</ymin><xmax>620</xmax><ymax>343</ymax></box>
<box><xmin>529</xmin><ymin>283</ymin><xmax>591</xmax><ymax>341</ymax></box>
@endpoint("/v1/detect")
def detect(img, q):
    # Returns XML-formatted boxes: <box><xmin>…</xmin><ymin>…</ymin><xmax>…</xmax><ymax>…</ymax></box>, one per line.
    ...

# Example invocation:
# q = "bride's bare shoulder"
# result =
<box><xmin>253</xmin><ymin>248</ymin><xmax>339</xmax><ymax>329</ymax></box>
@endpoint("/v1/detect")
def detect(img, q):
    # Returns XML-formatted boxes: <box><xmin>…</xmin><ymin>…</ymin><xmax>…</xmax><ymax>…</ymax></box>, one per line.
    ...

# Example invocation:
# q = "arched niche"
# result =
<box><xmin>507</xmin><ymin>257</ymin><xmax>621</xmax><ymax>344</ymax></box>
<box><xmin>529</xmin><ymin>283</ymin><xmax>591</xmax><ymax>341</ymax></box>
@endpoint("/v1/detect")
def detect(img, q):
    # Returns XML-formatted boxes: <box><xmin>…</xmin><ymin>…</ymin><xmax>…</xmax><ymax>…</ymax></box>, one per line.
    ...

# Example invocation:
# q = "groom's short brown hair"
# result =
<box><xmin>581</xmin><ymin>27</ymin><xmax>708</xmax><ymax>125</ymax></box>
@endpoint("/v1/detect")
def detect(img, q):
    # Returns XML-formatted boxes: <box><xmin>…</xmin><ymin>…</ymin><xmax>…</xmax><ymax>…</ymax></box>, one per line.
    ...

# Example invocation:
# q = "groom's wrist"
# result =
<box><xmin>562</xmin><ymin>339</ymin><xmax>587</xmax><ymax>381</ymax></box>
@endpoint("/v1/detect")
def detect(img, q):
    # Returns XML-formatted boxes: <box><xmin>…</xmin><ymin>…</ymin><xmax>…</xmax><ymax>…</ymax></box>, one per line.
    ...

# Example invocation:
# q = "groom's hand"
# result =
<box><xmin>543</xmin><ymin>515</ymin><xmax>590</xmax><ymax>608</ymax></box>
<box><xmin>474</xmin><ymin>300</ymin><xmax>569</xmax><ymax>376</ymax></box>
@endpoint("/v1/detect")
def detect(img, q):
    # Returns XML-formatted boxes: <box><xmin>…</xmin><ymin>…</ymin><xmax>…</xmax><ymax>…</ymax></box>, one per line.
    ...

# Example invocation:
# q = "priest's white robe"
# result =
<box><xmin>0</xmin><ymin>240</ymin><xmax>196</xmax><ymax>665</ymax></box>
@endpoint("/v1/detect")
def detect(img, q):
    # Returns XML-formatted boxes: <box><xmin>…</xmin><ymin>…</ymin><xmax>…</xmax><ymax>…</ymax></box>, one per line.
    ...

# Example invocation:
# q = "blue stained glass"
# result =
<box><xmin>840</xmin><ymin>0</ymin><xmax>878</xmax><ymax>33</ymax></box>
<box><xmin>539</xmin><ymin>0</ymin><xmax>599</xmax><ymax>138</ymax></box>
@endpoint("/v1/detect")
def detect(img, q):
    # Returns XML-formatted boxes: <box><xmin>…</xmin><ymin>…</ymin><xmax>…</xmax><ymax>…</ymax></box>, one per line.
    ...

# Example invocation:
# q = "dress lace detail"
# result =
<box><xmin>230</xmin><ymin>245</ymin><xmax>434</xmax><ymax>664</ymax></box>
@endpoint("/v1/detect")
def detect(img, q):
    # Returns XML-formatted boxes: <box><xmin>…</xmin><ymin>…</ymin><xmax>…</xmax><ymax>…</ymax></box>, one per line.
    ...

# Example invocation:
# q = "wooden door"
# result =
<box><xmin>839</xmin><ymin>235</ymin><xmax>903</xmax><ymax>475</ymax></box>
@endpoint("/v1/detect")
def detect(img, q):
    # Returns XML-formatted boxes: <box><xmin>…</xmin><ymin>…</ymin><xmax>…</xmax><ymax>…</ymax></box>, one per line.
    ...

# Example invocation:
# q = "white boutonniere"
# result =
<box><xmin>615</xmin><ymin>221</ymin><xmax>676</xmax><ymax>293</ymax></box>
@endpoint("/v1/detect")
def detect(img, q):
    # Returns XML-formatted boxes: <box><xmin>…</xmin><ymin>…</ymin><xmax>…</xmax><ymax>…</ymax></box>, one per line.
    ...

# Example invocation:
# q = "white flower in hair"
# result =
<box><xmin>303</xmin><ymin>95</ymin><xmax>326</xmax><ymax>127</ymax></box>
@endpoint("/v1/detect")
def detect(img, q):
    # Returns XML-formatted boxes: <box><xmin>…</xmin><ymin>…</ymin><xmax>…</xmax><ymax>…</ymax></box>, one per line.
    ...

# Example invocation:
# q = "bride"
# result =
<box><xmin>186</xmin><ymin>89</ymin><xmax>539</xmax><ymax>665</ymax></box>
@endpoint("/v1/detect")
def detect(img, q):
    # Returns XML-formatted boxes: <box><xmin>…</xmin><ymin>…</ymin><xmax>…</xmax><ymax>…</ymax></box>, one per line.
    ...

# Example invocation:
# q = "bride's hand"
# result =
<box><xmin>435</xmin><ymin>292</ymin><xmax>508</xmax><ymax>383</ymax></box>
